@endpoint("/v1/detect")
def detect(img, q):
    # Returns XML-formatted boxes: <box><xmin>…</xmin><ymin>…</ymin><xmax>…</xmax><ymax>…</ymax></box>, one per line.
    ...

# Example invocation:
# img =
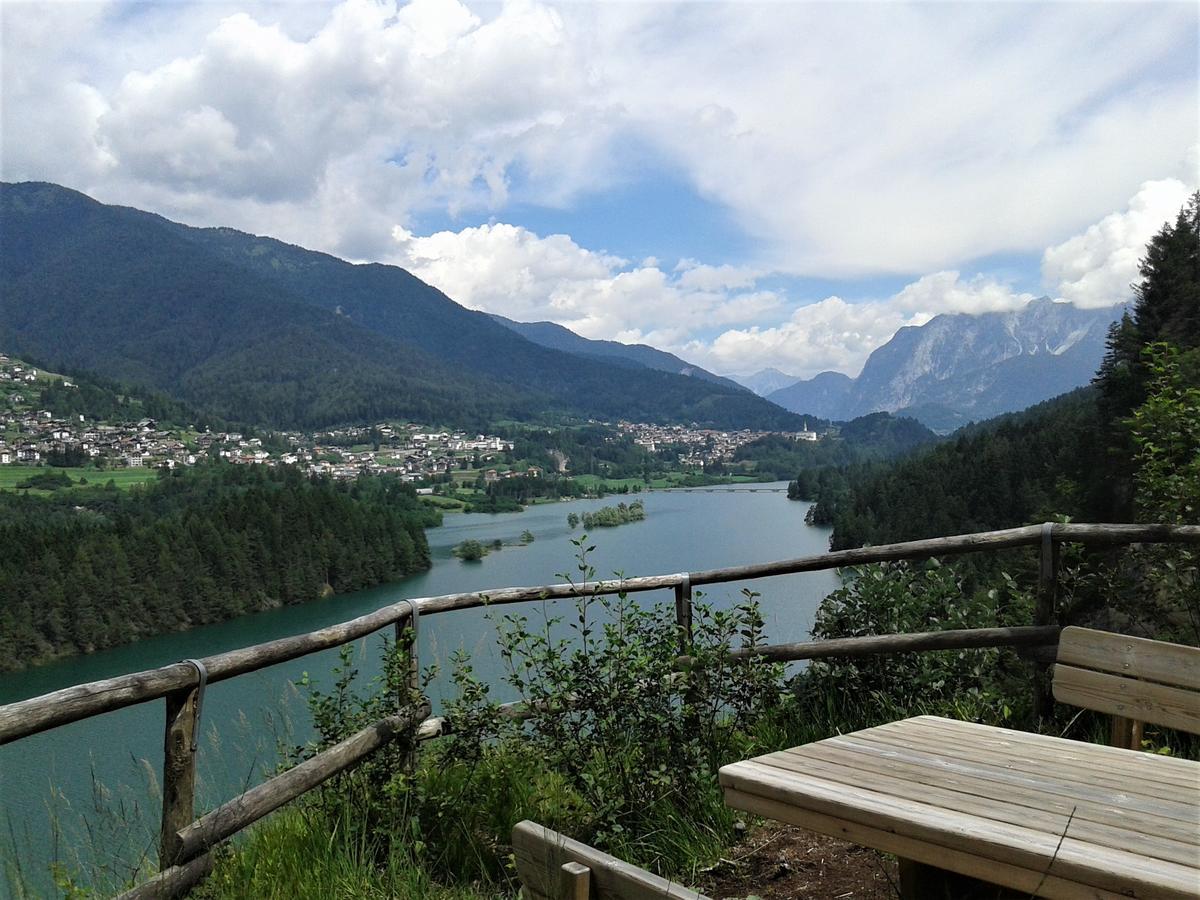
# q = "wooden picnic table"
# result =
<box><xmin>719</xmin><ymin>715</ymin><xmax>1200</xmax><ymax>900</ymax></box>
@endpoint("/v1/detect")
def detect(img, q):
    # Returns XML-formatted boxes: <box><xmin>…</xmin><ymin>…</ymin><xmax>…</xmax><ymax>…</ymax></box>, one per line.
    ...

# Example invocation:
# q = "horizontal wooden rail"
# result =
<box><xmin>113</xmin><ymin>854</ymin><xmax>212</xmax><ymax>900</ymax></box>
<box><xmin>172</xmin><ymin>703</ymin><xmax>428</xmax><ymax>862</ymax></box>
<box><xmin>719</xmin><ymin>625</ymin><xmax>1061</xmax><ymax>663</ymax></box>
<box><xmin>2</xmin><ymin>523</ymin><xmax>1197</xmax><ymax>745</ymax></box>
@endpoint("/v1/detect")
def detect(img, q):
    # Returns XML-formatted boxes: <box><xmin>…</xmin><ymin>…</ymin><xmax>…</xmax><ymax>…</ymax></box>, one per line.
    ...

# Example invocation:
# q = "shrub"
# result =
<box><xmin>452</xmin><ymin>540</ymin><xmax>487</xmax><ymax>561</ymax></box>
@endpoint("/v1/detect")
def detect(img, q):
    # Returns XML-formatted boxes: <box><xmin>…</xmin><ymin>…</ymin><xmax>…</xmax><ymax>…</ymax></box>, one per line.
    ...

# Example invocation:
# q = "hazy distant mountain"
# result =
<box><xmin>0</xmin><ymin>182</ymin><xmax>804</xmax><ymax>430</ymax></box>
<box><xmin>767</xmin><ymin>299</ymin><xmax>1121</xmax><ymax>430</ymax></box>
<box><xmin>728</xmin><ymin>367</ymin><xmax>803</xmax><ymax>396</ymax></box>
<box><xmin>766</xmin><ymin>371</ymin><xmax>855</xmax><ymax>420</ymax></box>
<box><xmin>489</xmin><ymin>314</ymin><xmax>745</xmax><ymax>392</ymax></box>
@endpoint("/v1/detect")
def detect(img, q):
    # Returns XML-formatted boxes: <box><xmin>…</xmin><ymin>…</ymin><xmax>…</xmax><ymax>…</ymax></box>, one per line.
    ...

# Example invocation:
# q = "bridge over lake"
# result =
<box><xmin>659</xmin><ymin>486</ymin><xmax>788</xmax><ymax>493</ymax></box>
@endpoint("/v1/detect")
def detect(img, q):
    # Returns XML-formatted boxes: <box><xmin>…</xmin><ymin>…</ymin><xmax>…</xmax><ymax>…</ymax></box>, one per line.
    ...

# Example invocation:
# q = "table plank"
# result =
<box><xmin>861</xmin><ymin>723</ymin><xmax>1196</xmax><ymax>803</ymax></box>
<box><xmin>897</xmin><ymin>717</ymin><xmax>1199</xmax><ymax>791</ymax></box>
<box><xmin>719</xmin><ymin>717</ymin><xmax>1200</xmax><ymax>900</ymax></box>
<box><xmin>781</xmin><ymin>742</ymin><xmax>1199</xmax><ymax>845</ymax></box>
<box><xmin>836</xmin><ymin>733</ymin><xmax>1199</xmax><ymax>823</ymax></box>
<box><xmin>753</xmin><ymin>749</ymin><xmax>1198</xmax><ymax>866</ymax></box>
<box><xmin>914</xmin><ymin>716</ymin><xmax>1200</xmax><ymax>776</ymax></box>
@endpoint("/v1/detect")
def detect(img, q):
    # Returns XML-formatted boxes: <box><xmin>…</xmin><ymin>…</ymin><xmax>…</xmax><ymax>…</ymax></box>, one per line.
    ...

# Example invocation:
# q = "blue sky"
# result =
<box><xmin>2</xmin><ymin>0</ymin><xmax>1196</xmax><ymax>375</ymax></box>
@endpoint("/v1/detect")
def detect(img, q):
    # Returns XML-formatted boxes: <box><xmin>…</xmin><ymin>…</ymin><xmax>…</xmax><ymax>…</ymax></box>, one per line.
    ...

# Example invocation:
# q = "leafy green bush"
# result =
<box><xmin>451</xmin><ymin>540</ymin><xmax>488</xmax><ymax>561</ymax></box>
<box><xmin>15</xmin><ymin>470</ymin><xmax>74</xmax><ymax>490</ymax></box>
<box><xmin>792</xmin><ymin>558</ymin><xmax>1034</xmax><ymax>724</ymax></box>
<box><xmin>440</xmin><ymin>539</ymin><xmax>783</xmax><ymax>871</ymax></box>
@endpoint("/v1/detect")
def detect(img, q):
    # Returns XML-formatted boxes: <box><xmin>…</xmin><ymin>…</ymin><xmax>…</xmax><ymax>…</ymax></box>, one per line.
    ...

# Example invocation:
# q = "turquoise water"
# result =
<box><xmin>0</xmin><ymin>486</ymin><xmax>837</xmax><ymax>895</ymax></box>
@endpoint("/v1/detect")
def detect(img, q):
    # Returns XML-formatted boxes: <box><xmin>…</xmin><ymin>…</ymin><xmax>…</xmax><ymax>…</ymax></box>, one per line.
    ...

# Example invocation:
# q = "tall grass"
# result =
<box><xmin>197</xmin><ymin>805</ymin><xmax>499</xmax><ymax>900</ymax></box>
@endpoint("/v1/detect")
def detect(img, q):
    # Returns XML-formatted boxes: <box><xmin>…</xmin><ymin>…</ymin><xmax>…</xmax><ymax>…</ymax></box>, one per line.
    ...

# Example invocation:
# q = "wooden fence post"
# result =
<box><xmin>396</xmin><ymin>601</ymin><xmax>421</xmax><ymax>769</ymax></box>
<box><xmin>1034</xmin><ymin>523</ymin><xmax>1060</xmax><ymax>721</ymax></box>
<box><xmin>674</xmin><ymin>576</ymin><xmax>693</xmax><ymax>656</ymax></box>
<box><xmin>160</xmin><ymin>659</ymin><xmax>206</xmax><ymax>868</ymax></box>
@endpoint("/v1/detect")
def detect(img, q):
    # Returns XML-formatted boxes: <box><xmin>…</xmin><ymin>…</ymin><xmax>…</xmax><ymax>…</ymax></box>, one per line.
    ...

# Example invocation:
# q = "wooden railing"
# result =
<box><xmin>1</xmin><ymin>522</ymin><xmax>1197</xmax><ymax>899</ymax></box>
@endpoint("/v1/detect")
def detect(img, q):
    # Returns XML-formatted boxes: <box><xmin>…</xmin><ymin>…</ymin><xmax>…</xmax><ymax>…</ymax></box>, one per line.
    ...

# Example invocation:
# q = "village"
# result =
<box><xmin>618</xmin><ymin>419</ymin><xmax>820</xmax><ymax>468</ymax></box>
<box><xmin>0</xmin><ymin>354</ymin><xmax>524</xmax><ymax>480</ymax></box>
<box><xmin>1</xmin><ymin>355</ymin><xmax>821</xmax><ymax>481</ymax></box>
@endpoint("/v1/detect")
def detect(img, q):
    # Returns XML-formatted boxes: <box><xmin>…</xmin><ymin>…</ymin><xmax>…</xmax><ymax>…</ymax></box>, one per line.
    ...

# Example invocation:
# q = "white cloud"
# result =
<box><xmin>582</xmin><ymin>2</ymin><xmax>1198</xmax><ymax>274</ymax></box>
<box><xmin>1041</xmin><ymin>177</ymin><xmax>1196</xmax><ymax>308</ymax></box>
<box><xmin>682</xmin><ymin>272</ymin><xmax>1033</xmax><ymax>378</ymax></box>
<box><xmin>390</xmin><ymin>221</ymin><xmax>784</xmax><ymax>340</ymax></box>
<box><xmin>2</xmin><ymin>0</ymin><xmax>1196</xmax><ymax>272</ymax></box>
<box><xmin>2</xmin><ymin>0</ymin><xmax>1196</xmax><ymax>383</ymax></box>
<box><xmin>389</xmin><ymin>213</ymin><xmax>1044</xmax><ymax>378</ymax></box>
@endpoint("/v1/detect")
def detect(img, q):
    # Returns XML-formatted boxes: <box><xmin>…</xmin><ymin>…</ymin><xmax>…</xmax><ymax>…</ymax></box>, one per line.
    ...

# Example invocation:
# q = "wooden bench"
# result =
<box><xmin>1053</xmin><ymin>625</ymin><xmax>1200</xmax><ymax>749</ymax></box>
<box><xmin>512</xmin><ymin>821</ymin><xmax>712</xmax><ymax>900</ymax></box>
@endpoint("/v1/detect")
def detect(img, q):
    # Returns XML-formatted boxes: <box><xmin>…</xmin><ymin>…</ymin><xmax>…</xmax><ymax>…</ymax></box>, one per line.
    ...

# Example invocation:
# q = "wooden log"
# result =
<box><xmin>159</xmin><ymin>686</ymin><xmax>200</xmax><ymax>867</ymax></box>
<box><xmin>1052</xmin><ymin>523</ymin><xmax>1200</xmax><ymax>545</ymax></box>
<box><xmin>0</xmin><ymin>661</ymin><xmax>200</xmax><ymax>746</ymax></box>
<box><xmin>5</xmin><ymin>523</ymin><xmax>1198</xmax><ymax>745</ymax></box>
<box><xmin>0</xmin><ymin>599</ymin><xmax>420</xmax><ymax>744</ymax></box>
<box><xmin>1034</xmin><ymin>523</ymin><xmax>1060</xmax><ymax>722</ymax></box>
<box><xmin>673</xmin><ymin>577</ymin><xmax>693</xmax><ymax>656</ymax></box>
<box><xmin>113</xmin><ymin>853</ymin><xmax>212</xmax><ymax>900</ymax></box>
<box><xmin>689</xmin><ymin>524</ymin><xmax>1044</xmax><ymax>586</ymax></box>
<box><xmin>713</xmin><ymin>626</ymin><xmax>1061</xmax><ymax>664</ymax></box>
<box><xmin>173</xmin><ymin>704</ymin><xmax>427</xmax><ymax>862</ymax></box>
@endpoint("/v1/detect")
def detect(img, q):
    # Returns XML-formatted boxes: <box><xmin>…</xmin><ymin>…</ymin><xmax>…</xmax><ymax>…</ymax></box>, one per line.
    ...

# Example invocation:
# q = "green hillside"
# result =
<box><xmin>1</xmin><ymin>182</ymin><xmax>803</xmax><ymax>430</ymax></box>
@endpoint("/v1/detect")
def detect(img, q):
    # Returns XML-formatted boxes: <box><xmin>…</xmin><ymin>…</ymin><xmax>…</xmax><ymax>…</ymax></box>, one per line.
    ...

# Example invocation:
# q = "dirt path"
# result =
<box><xmin>697</xmin><ymin>824</ymin><xmax>899</xmax><ymax>899</ymax></box>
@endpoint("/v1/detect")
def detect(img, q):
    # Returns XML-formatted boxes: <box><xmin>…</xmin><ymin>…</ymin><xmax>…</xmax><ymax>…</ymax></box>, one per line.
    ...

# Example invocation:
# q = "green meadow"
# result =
<box><xmin>0</xmin><ymin>466</ymin><xmax>160</xmax><ymax>492</ymax></box>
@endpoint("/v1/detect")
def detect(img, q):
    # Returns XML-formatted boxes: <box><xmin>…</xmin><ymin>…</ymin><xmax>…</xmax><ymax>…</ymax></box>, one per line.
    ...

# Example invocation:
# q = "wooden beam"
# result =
<box><xmin>1034</xmin><ymin>523</ymin><xmax>1060</xmax><ymax>721</ymax></box>
<box><xmin>561</xmin><ymin>861</ymin><xmax>591</xmax><ymax>900</ymax></box>
<box><xmin>159</xmin><ymin>686</ymin><xmax>200</xmax><ymax>867</ymax></box>
<box><xmin>512</xmin><ymin>820</ymin><xmax>711</xmax><ymax>899</ymax></box>
<box><xmin>713</xmin><ymin>625</ymin><xmax>1060</xmax><ymax>664</ymax></box>
<box><xmin>673</xmin><ymin>576</ymin><xmax>693</xmax><ymax>656</ymax></box>
<box><xmin>172</xmin><ymin>704</ymin><xmax>427</xmax><ymax>862</ymax></box>
<box><xmin>0</xmin><ymin>601</ymin><xmax>421</xmax><ymax>744</ymax></box>
<box><xmin>1053</xmin><ymin>665</ymin><xmax>1200</xmax><ymax>735</ymax></box>
<box><xmin>112</xmin><ymin>853</ymin><xmax>212</xmax><ymax>900</ymax></box>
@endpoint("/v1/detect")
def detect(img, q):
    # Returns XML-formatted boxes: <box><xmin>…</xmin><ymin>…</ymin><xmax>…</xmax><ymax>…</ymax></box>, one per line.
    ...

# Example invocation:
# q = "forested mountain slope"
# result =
<box><xmin>488</xmin><ymin>314</ymin><xmax>744</xmax><ymax>390</ymax></box>
<box><xmin>0</xmin><ymin>182</ymin><xmax>802</xmax><ymax>430</ymax></box>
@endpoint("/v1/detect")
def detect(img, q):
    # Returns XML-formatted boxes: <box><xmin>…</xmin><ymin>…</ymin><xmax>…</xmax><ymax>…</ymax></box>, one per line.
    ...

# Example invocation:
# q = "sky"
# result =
<box><xmin>2</xmin><ymin>0</ymin><xmax>1197</xmax><ymax>379</ymax></box>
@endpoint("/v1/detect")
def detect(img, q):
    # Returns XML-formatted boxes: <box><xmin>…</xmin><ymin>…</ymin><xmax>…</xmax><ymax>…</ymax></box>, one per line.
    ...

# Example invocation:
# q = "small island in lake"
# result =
<box><xmin>572</xmin><ymin>500</ymin><xmax>646</xmax><ymax>529</ymax></box>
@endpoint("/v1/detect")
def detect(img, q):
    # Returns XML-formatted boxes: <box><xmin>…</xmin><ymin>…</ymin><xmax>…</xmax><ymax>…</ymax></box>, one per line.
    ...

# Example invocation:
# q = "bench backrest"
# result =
<box><xmin>512</xmin><ymin>820</ymin><xmax>712</xmax><ymax>900</ymax></box>
<box><xmin>1053</xmin><ymin>626</ymin><xmax>1200</xmax><ymax>736</ymax></box>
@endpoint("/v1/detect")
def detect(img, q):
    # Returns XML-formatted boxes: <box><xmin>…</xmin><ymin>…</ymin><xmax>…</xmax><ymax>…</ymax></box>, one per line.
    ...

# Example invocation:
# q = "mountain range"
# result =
<box><xmin>487</xmin><ymin>314</ymin><xmax>744</xmax><ymax>391</ymax></box>
<box><xmin>0</xmin><ymin>182</ymin><xmax>801</xmax><ymax>431</ymax></box>
<box><xmin>728</xmin><ymin>368</ymin><xmax>803</xmax><ymax>396</ymax></box>
<box><xmin>765</xmin><ymin>299</ymin><xmax>1122</xmax><ymax>430</ymax></box>
<box><xmin>0</xmin><ymin>182</ymin><xmax>1125</xmax><ymax>434</ymax></box>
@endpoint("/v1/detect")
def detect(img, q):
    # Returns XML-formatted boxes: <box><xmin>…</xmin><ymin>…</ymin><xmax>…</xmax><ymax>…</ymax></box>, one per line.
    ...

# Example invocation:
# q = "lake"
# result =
<box><xmin>0</xmin><ymin>485</ymin><xmax>838</xmax><ymax>895</ymax></box>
